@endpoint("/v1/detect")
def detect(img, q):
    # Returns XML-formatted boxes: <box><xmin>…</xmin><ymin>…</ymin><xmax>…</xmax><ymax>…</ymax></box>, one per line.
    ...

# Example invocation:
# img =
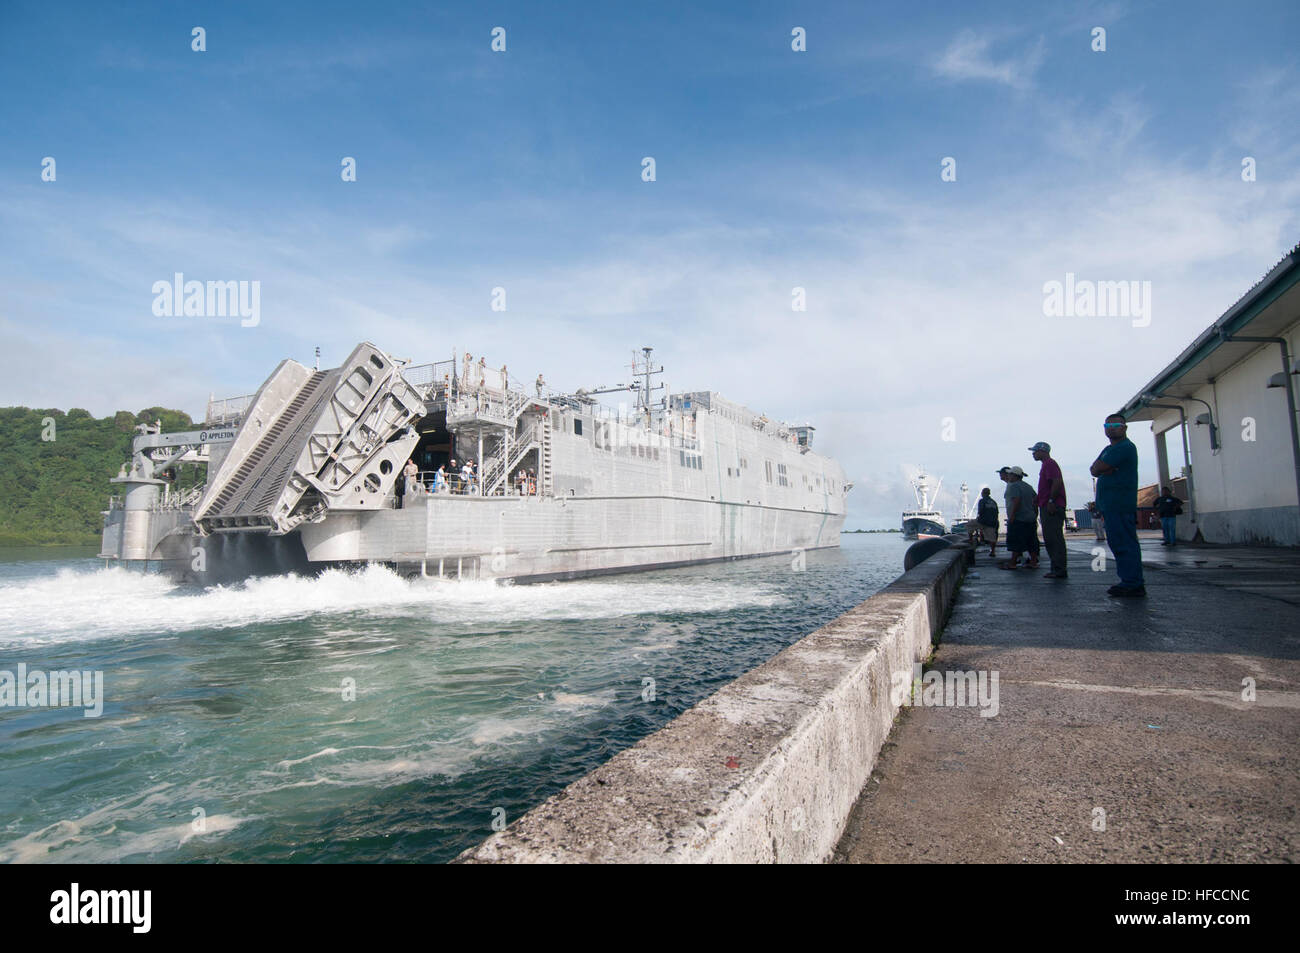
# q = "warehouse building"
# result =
<box><xmin>1119</xmin><ymin>242</ymin><xmax>1300</xmax><ymax>546</ymax></box>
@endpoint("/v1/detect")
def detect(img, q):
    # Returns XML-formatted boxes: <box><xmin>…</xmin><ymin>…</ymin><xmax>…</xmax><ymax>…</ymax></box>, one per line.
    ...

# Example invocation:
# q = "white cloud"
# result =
<box><xmin>933</xmin><ymin>30</ymin><xmax>1046</xmax><ymax>90</ymax></box>
<box><xmin>3</xmin><ymin>55</ymin><xmax>1299</xmax><ymax>528</ymax></box>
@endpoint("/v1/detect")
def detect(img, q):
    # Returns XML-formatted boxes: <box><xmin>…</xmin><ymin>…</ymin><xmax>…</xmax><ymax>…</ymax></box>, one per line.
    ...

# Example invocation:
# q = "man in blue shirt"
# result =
<box><xmin>1089</xmin><ymin>413</ymin><xmax>1145</xmax><ymax>596</ymax></box>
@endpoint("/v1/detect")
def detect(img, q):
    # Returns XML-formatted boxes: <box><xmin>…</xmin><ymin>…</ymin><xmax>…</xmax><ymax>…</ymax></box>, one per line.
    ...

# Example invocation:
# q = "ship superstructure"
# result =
<box><xmin>100</xmin><ymin>343</ymin><xmax>850</xmax><ymax>582</ymax></box>
<box><xmin>949</xmin><ymin>482</ymin><xmax>973</xmax><ymax>534</ymax></box>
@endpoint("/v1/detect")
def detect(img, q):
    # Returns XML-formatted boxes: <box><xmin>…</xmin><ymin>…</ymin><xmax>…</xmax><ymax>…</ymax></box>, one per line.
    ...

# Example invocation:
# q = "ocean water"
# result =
<box><xmin>0</xmin><ymin>535</ymin><xmax>903</xmax><ymax>863</ymax></box>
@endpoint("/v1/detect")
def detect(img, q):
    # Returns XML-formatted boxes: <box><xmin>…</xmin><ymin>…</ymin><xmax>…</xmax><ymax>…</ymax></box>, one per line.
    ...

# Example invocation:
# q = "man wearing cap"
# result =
<box><xmin>1090</xmin><ymin>413</ymin><xmax>1145</xmax><ymax>597</ymax></box>
<box><xmin>1030</xmin><ymin>441</ymin><xmax>1068</xmax><ymax>579</ymax></box>
<box><xmin>999</xmin><ymin>466</ymin><xmax>1040</xmax><ymax>569</ymax></box>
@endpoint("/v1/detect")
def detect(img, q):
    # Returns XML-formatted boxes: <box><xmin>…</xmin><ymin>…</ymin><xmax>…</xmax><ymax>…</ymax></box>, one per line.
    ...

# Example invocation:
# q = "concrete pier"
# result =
<box><xmin>835</xmin><ymin>534</ymin><xmax>1300</xmax><ymax>863</ymax></box>
<box><xmin>458</xmin><ymin>546</ymin><xmax>967</xmax><ymax>863</ymax></box>
<box><xmin>457</xmin><ymin>530</ymin><xmax>1297</xmax><ymax>863</ymax></box>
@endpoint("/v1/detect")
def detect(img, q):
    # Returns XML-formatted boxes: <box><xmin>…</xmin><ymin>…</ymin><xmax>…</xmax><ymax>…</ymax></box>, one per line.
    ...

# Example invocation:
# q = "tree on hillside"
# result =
<box><xmin>0</xmin><ymin>406</ymin><xmax>196</xmax><ymax>546</ymax></box>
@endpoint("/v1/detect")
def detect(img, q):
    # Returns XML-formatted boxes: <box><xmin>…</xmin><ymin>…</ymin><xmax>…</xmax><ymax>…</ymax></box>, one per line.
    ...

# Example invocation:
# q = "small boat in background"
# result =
<box><xmin>902</xmin><ymin>469</ymin><xmax>945</xmax><ymax>539</ymax></box>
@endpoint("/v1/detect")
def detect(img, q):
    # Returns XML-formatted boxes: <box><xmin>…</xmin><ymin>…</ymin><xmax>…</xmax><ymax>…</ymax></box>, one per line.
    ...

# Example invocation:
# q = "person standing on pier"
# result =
<box><xmin>1030</xmin><ymin>441</ymin><xmax>1068</xmax><ymax>579</ymax></box>
<box><xmin>1154</xmin><ymin>487</ymin><xmax>1183</xmax><ymax>546</ymax></box>
<box><xmin>1090</xmin><ymin>414</ymin><xmax>1146</xmax><ymax>597</ymax></box>
<box><xmin>975</xmin><ymin>486</ymin><xmax>999</xmax><ymax>557</ymax></box>
<box><xmin>999</xmin><ymin>467</ymin><xmax>1040</xmax><ymax>570</ymax></box>
<box><xmin>1088</xmin><ymin>501</ymin><xmax>1106</xmax><ymax>541</ymax></box>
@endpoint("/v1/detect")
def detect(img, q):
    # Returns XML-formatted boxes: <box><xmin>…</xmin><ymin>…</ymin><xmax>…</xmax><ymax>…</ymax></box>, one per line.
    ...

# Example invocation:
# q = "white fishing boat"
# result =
<box><xmin>901</xmin><ymin>468</ymin><xmax>945</xmax><ymax>539</ymax></box>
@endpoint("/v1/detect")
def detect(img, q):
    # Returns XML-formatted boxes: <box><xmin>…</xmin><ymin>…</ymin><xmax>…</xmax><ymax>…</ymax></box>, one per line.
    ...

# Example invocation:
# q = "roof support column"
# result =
<box><xmin>1154</xmin><ymin>428</ymin><xmax>1172</xmax><ymax>489</ymax></box>
<box><xmin>1138</xmin><ymin>401</ymin><xmax>1196</xmax><ymax>523</ymax></box>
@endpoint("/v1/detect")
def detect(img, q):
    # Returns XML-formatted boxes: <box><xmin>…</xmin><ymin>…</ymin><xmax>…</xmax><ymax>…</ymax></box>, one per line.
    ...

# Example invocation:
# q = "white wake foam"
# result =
<box><xmin>0</xmin><ymin>563</ymin><xmax>783</xmax><ymax>647</ymax></box>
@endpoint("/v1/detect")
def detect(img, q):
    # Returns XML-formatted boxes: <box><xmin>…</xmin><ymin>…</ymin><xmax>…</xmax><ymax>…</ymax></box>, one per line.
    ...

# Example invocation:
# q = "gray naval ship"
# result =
<box><xmin>100</xmin><ymin>343</ymin><xmax>851</xmax><ymax>583</ymax></box>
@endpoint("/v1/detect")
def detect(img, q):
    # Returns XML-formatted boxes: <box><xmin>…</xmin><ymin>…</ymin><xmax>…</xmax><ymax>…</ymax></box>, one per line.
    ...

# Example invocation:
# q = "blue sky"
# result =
<box><xmin>2</xmin><ymin>0</ymin><xmax>1298</xmax><ymax>527</ymax></box>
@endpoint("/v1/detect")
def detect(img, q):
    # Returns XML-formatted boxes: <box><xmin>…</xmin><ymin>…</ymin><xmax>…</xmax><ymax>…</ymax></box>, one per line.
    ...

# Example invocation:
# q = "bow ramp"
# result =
<box><xmin>193</xmin><ymin>343</ymin><xmax>423</xmax><ymax>535</ymax></box>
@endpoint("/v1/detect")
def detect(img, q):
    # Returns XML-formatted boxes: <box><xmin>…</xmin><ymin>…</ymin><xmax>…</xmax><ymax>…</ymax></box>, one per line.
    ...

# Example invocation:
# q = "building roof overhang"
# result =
<box><xmin>1121</xmin><ymin>242</ymin><xmax>1300</xmax><ymax>422</ymax></box>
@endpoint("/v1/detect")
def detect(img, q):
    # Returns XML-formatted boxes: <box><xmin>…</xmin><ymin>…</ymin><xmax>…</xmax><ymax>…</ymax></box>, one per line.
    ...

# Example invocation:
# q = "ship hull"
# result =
<box><xmin>901</xmin><ymin>517</ymin><xmax>946</xmax><ymax>540</ymax></box>
<box><xmin>299</xmin><ymin>493</ymin><xmax>844</xmax><ymax>582</ymax></box>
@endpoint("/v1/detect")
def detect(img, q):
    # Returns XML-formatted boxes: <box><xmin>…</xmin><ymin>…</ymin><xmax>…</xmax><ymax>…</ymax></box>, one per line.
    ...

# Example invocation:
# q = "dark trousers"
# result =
<box><xmin>1007</xmin><ymin>520</ymin><xmax>1040</xmax><ymax>558</ymax></box>
<box><xmin>1161</xmin><ymin>516</ymin><xmax>1177</xmax><ymax>544</ymax></box>
<box><xmin>1040</xmin><ymin>507</ymin><xmax>1067</xmax><ymax>574</ymax></box>
<box><xmin>1101</xmin><ymin>509</ymin><xmax>1144</xmax><ymax>588</ymax></box>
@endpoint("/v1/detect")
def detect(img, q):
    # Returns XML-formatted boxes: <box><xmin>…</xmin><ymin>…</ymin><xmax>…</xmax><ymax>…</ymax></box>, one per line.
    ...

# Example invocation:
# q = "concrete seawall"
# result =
<box><xmin>458</xmin><ymin>546</ymin><xmax>968</xmax><ymax>863</ymax></box>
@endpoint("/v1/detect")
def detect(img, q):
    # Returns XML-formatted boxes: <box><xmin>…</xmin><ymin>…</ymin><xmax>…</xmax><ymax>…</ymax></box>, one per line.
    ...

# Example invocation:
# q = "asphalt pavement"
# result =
<box><xmin>834</xmin><ymin>533</ymin><xmax>1300</xmax><ymax>863</ymax></box>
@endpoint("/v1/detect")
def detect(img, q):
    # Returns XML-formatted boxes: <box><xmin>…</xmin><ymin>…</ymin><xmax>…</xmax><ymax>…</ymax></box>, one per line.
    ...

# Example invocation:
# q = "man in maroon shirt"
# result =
<box><xmin>1030</xmin><ymin>441</ymin><xmax>1068</xmax><ymax>579</ymax></box>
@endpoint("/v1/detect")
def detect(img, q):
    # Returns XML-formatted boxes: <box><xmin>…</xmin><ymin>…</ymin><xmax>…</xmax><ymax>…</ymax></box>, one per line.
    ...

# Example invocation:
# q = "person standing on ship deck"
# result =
<box><xmin>1030</xmin><ymin>441</ymin><xmax>1068</xmax><ymax>579</ymax></box>
<box><xmin>403</xmin><ymin>458</ymin><xmax>419</xmax><ymax>503</ymax></box>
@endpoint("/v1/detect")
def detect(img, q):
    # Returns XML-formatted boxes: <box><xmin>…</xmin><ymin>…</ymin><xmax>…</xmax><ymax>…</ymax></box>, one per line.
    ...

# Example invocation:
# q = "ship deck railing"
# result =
<box><xmin>407</xmin><ymin>472</ymin><xmax>541</xmax><ymax>499</ymax></box>
<box><xmin>205</xmin><ymin>393</ymin><xmax>255</xmax><ymax>427</ymax></box>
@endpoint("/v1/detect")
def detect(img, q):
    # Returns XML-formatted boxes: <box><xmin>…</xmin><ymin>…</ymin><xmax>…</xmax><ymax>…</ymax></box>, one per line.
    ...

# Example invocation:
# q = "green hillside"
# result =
<box><xmin>0</xmin><ymin>406</ymin><xmax>196</xmax><ymax>546</ymax></box>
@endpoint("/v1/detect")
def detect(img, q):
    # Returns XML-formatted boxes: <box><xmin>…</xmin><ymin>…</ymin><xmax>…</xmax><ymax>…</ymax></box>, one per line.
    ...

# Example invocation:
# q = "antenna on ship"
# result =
<box><xmin>314</xmin><ymin>346</ymin><xmax>320</xmax><ymax>371</ymax></box>
<box><xmin>631</xmin><ymin>346</ymin><xmax>664</xmax><ymax>426</ymax></box>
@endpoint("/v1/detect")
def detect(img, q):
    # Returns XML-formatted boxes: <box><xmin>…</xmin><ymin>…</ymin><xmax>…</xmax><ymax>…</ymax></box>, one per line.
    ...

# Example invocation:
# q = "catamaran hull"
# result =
<box><xmin>103</xmin><ymin>495</ymin><xmax>843</xmax><ymax>583</ymax></box>
<box><xmin>299</xmin><ymin>494</ymin><xmax>844</xmax><ymax>582</ymax></box>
